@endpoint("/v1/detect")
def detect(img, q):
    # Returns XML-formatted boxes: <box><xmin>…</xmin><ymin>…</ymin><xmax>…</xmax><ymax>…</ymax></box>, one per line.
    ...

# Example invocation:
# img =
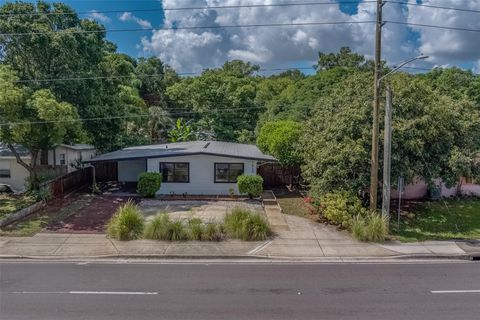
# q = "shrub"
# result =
<box><xmin>364</xmin><ymin>213</ymin><xmax>389</xmax><ymax>242</ymax></box>
<box><xmin>319</xmin><ymin>191</ymin><xmax>367</xmax><ymax>228</ymax></box>
<box><xmin>224</xmin><ymin>207</ymin><xmax>251</xmax><ymax>238</ymax></box>
<box><xmin>351</xmin><ymin>212</ymin><xmax>389</xmax><ymax>242</ymax></box>
<box><xmin>137</xmin><ymin>172</ymin><xmax>162</xmax><ymax>198</ymax></box>
<box><xmin>144</xmin><ymin>214</ymin><xmax>171</xmax><ymax>240</ymax></box>
<box><xmin>351</xmin><ymin>215</ymin><xmax>366</xmax><ymax>240</ymax></box>
<box><xmin>188</xmin><ymin>218</ymin><xmax>205</xmax><ymax>240</ymax></box>
<box><xmin>241</xmin><ymin>214</ymin><xmax>271</xmax><ymax>241</ymax></box>
<box><xmin>107</xmin><ymin>200</ymin><xmax>144</xmax><ymax>240</ymax></box>
<box><xmin>237</xmin><ymin>175</ymin><xmax>263</xmax><ymax>198</ymax></box>
<box><xmin>169</xmin><ymin>220</ymin><xmax>188</xmax><ymax>241</ymax></box>
<box><xmin>224</xmin><ymin>207</ymin><xmax>271</xmax><ymax>241</ymax></box>
<box><xmin>202</xmin><ymin>223</ymin><xmax>225</xmax><ymax>241</ymax></box>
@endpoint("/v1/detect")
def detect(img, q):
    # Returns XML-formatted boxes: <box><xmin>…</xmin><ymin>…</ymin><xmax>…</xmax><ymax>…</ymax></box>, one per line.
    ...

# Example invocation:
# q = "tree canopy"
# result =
<box><xmin>0</xmin><ymin>0</ymin><xmax>478</xmax><ymax>198</ymax></box>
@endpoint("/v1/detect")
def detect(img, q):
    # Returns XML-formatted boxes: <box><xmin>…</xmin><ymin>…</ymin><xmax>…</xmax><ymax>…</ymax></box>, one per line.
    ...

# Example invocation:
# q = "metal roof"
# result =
<box><xmin>59</xmin><ymin>143</ymin><xmax>95</xmax><ymax>151</ymax></box>
<box><xmin>0</xmin><ymin>143</ymin><xmax>30</xmax><ymax>157</ymax></box>
<box><xmin>87</xmin><ymin>141</ymin><xmax>277</xmax><ymax>163</ymax></box>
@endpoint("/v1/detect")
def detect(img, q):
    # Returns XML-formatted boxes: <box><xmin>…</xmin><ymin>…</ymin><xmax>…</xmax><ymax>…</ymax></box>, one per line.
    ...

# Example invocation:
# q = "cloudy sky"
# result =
<box><xmin>4</xmin><ymin>0</ymin><xmax>480</xmax><ymax>73</ymax></box>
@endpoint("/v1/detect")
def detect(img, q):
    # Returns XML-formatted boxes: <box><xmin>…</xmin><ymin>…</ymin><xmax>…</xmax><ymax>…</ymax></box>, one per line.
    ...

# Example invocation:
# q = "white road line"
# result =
<box><xmin>12</xmin><ymin>291</ymin><xmax>158</xmax><ymax>295</ymax></box>
<box><xmin>431</xmin><ymin>290</ymin><xmax>480</xmax><ymax>294</ymax></box>
<box><xmin>70</xmin><ymin>291</ymin><xmax>158</xmax><ymax>295</ymax></box>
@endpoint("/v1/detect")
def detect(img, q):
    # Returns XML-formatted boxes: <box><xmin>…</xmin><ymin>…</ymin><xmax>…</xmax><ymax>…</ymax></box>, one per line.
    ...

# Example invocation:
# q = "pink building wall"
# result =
<box><xmin>391</xmin><ymin>177</ymin><xmax>480</xmax><ymax>200</ymax></box>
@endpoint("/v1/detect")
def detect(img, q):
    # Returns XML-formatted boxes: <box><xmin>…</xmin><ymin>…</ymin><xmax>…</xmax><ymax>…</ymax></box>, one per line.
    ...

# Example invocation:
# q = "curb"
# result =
<box><xmin>0</xmin><ymin>253</ymin><xmax>476</xmax><ymax>261</ymax></box>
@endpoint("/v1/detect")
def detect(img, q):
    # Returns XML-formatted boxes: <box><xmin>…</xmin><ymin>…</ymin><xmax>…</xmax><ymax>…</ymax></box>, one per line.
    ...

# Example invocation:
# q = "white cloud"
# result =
<box><xmin>86</xmin><ymin>10</ymin><xmax>111</xmax><ymax>23</ymax></box>
<box><xmin>119</xmin><ymin>12</ymin><xmax>152</xmax><ymax>29</ymax></box>
<box><xmin>138</xmin><ymin>0</ymin><xmax>479</xmax><ymax>71</ymax></box>
<box><xmin>406</xmin><ymin>0</ymin><xmax>480</xmax><ymax>64</ymax></box>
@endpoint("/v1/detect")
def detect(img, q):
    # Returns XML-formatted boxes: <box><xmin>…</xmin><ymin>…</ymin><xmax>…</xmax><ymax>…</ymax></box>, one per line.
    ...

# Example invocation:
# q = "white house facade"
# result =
<box><xmin>88</xmin><ymin>141</ymin><xmax>276</xmax><ymax>195</ymax></box>
<box><xmin>0</xmin><ymin>143</ymin><xmax>96</xmax><ymax>192</ymax></box>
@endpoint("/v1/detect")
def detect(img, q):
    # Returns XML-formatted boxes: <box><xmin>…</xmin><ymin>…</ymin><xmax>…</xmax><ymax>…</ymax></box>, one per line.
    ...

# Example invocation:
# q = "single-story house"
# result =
<box><xmin>87</xmin><ymin>141</ymin><xmax>276</xmax><ymax>195</ymax></box>
<box><xmin>0</xmin><ymin>143</ymin><xmax>96</xmax><ymax>192</ymax></box>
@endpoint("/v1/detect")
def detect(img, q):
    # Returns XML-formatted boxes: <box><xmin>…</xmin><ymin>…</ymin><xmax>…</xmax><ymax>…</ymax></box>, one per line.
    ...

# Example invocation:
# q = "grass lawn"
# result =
<box><xmin>0</xmin><ymin>194</ymin><xmax>36</xmax><ymax>220</ymax></box>
<box><xmin>392</xmin><ymin>198</ymin><xmax>480</xmax><ymax>242</ymax></box>
<box><xmin>0</xmin><ymin>193</ymin><xmax>94</xmax><ymax>236</ymax></box>
<box><xmin>273</xmin><ymin>188</ymin><xmax>314</xmax><ymax>219</ymax></box>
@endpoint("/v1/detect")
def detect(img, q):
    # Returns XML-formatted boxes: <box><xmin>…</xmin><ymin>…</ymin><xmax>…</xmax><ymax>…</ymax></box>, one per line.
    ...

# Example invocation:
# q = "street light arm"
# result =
<box><xmin>377</xmin><ymin>55</ymin><xmax>429</xmax><ymax>85</ymax></box>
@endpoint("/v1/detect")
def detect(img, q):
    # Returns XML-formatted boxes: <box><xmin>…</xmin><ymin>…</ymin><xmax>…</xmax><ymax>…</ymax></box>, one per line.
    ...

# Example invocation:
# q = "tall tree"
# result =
<box><xmin>166</xmin><ymin>61</ymin><xmax>260</xmax><ymax>142</ymax></box>
<box><xmin>0</xmin><ymin>1</ymin><xmax>146</xmax><ymax>151</ymax></box>
<box><xmin>300</xmin><ymin>71</ymin><xmax>480</xmax><ymax>198</ymax></box>
<box><xmin>135</xmin><ymin>56</ymin><xmax>176</xmax><ymax>143</ymax></box>
<box><xmin>0</xmin><ymin>66</ymin><xmax>82</xmax><ymax>189</ymax></box>
<box><xmin>315</xmin><ymin>47</ymin><xmax>368</xmax><ymax>71</ymax></box>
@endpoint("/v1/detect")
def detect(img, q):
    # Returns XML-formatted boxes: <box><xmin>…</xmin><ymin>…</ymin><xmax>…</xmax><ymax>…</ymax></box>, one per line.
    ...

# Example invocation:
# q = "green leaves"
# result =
<box><xmin>168</xmin><ymin>119</ymin><xmax>196</xmax><ymax>142</ymax></box>
<box><xmin>257</xmin><ymin>120</ymin><xmax>302</xmax><ymax>167</ymax></box>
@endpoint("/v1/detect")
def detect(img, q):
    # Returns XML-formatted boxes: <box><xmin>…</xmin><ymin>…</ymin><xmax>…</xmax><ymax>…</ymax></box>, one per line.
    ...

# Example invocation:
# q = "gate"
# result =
<box><xmin>257</xmin><ymin>163</ymin><xmax>300</xmax><ymax>187</ymax></box>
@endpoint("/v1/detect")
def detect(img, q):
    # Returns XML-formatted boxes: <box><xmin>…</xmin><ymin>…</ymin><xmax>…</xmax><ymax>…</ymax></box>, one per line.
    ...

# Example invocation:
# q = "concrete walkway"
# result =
<box><xmin>0</xmin><ymin>214</ymin><xmax>478</xmax><ymax>260</ymax></box>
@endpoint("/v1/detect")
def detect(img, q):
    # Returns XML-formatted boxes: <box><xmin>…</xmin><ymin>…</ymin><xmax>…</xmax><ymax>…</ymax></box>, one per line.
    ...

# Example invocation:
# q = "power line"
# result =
<box><xmin>0</xmin><ymin>1</ymin><xmax>376</xmax><ymax>17</ymax></box>
<box><xmin>387</xmin><ymin>20</ymin><xmax>480</xmax><ymax>33</ymax></box>
<box><xmin>12</xmin><ymin>67</ymin><xmax>315</xmax><ymax>83</ymax></box>
<box><xmin>1</xmin><ymin>19</ymin><xmax>478</xmax><ymax>38</ymax></box>
<box><xmin>0</xmin><ymin>106</ymin><xmax>267</xmax><ymax>127</ymax></box>
<box><xmin>387</xmin><ymin>1</ymin><xmax>480</xmax><ymax>14</ymax></box>
<box><xmin>0</xmin><ymin>21</ymin><xmax>375</xmax><ymax>37</ymax></box>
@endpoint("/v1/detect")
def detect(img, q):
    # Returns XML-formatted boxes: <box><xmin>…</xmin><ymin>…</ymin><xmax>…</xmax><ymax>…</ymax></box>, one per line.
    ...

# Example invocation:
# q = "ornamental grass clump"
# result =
<box><xmin>143</xmin><ymin>214</ymin><xmax>171</xmax><ymax>240</ymax></box>
<box><xmin>107</xmin><ymin>200</ymin><xmax>144</xmax><ymax>241</ymax></box>
<box><xmin>351</xmin><ymin>212</ymin><xmax>389</xmax><ymax>243</ymax></box>
<box><xmin>169</xmin><ymin>220</ymin><xmax>188</xmax><ymax>241</ymax></box>
<box><xmin>202</xmin><ymin>222</ymin><xmax>225</xmax><ymax>241</ymax></box>
<box><xmin>187</xmin><ymin>218</ymin><xmax>205</xmax><ymax>240</ymax></box>
<box><xmin>224</xmin><ymin>207</ymin><xmax>271</xmax><ymax>241</ymax></box>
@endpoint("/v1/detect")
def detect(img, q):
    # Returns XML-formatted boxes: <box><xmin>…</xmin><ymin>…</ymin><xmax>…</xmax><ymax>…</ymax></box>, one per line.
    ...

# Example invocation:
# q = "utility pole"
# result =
<box><xmin>370</xmin><ymin>0</ymin><xmax>384</xmax><ymax>211</ymax></box>
<box><xmin>381</xmin><ymin>86</ymin><xmax>392</xmax><ymax>217</ymax></box>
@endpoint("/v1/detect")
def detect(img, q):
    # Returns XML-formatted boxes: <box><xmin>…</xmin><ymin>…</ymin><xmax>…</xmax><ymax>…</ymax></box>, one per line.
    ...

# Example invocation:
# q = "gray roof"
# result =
<box><xmin>59</xmin><ymin>143</ymin><xmax>95</xmax><ymax>151</ymax></box>
<box><xmin>87</xmin><ymin>141</ymin><xmax>277</xmax><ymax>163</ymax></box>
<box><xmin>0</xmin><ymin>143</ymin><xmax>30</xmax><ymax>157</ymax></box>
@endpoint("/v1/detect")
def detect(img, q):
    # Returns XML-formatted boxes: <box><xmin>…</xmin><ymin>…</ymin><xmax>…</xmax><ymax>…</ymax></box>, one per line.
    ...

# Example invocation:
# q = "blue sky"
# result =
<box><xmin>1</xmin><ymin>1</ymin><xmax>480</xmax><ymax>73</ymax></box>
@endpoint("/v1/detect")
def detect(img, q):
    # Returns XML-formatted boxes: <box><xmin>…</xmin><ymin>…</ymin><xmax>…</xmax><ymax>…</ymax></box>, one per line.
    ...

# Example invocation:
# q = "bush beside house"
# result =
<box><xmin>137</xmin><ymin>172</ymin><xmax>162</xmax><ymax>198</ymax></box>
<box><xmin>315</xmin><ymin>191</ymin><xmax>388</xmax><ymax>242</ymax></box>
<box><xmin>237</xmin><ymin>175</ymin><xmax>263</xmax><ymax>198</ymax></box>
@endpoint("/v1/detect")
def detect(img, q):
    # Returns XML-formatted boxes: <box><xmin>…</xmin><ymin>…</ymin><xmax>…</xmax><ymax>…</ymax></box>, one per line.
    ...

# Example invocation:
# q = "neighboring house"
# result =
<box><xmin>87</xmin><ymin>141</ymin><xmax>276</xmax><ymax>195</ymax></box>
<box><xmin>0</xmin><ymin>143</ymin><xmax>96</xmax><ymax>192</ymax></box>
<box><xmin>0</xmin><ymin>144</ymin><xmax>30</xmax><ymax>192</ymax></box>
<box><xmin>47</xmin><ymin>144</ymin><xmax>96</xmax><ymax>173</ymax></box>
<box><xmin>391</xmin><ymin>177</ymin><xmax>480</xmax><ymax>200</ymax></box>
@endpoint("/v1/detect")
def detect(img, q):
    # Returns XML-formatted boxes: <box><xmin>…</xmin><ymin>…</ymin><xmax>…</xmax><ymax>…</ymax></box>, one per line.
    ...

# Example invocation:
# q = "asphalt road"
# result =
<box><xmin>1</xmin><ymin>260</ymin><xmax>479</xmax><ymax>320</ymax></box>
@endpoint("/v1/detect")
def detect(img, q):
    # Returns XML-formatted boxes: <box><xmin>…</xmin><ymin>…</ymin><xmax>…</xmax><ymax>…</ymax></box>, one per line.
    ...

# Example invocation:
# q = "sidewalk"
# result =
<box><xmin>0</xmin><ymin>214</ymin><xmax>478</xmax><ymax>260</ymax></box>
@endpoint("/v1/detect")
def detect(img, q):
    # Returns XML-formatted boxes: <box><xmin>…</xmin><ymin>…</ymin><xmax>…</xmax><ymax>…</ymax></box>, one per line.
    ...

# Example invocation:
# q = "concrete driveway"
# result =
<box><xmin>137</xmin><ymin>200</ymin><xmax>264</xmax><ymax>223</ymax></box>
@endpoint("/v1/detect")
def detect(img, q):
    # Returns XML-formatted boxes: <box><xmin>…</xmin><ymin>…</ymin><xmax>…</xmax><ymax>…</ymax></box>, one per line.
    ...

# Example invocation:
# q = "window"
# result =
<box><xmin>159</xmin><ymin>162</ymin><xmax>189</xmax><ymax>183</ymax></box>
<box><xmin>214</xmin><ymin>163</ymin><xmax>244</xmax><ymax>183</ymax></box>
<box><xmin>0</xmin><ymin>161</ymin><xmax>10</xmax><ymax>178</ymax></box>
<box><xmin>59</xmin><ymin>153</ymin><xmax>66</xmax><ymax>165</ymax></box>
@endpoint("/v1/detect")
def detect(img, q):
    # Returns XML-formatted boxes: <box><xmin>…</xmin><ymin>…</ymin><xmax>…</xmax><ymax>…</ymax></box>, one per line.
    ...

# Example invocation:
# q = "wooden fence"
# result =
<box><xmin>93</xmin><ymin>162</ymin><xmax>118</xmax><ymax>181</ymax></box>
<box><xmin>41</xmin><ymin>167</ymin><xmax>93</xmax><ymax>198</ymax></box>
<box><xmin>257</xmin><ymin>164</ymin><xmax>301</xmax><ymax>187</ymax></box>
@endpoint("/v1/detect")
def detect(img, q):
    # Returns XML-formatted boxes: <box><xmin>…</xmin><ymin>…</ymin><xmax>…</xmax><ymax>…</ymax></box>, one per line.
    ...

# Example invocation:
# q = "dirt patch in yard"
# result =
<box><xmin>0</xmin><ymin>193</ymin><xmax>137</xmax><ymax>236</ymax></box>
<box><xmin>45</xmin><ymin>195</ymin><xmax>136</xmax><ymax>233</ymax></box>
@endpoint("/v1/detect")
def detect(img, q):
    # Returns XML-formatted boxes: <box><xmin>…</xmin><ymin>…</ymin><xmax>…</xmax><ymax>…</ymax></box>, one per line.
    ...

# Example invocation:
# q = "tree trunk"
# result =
<box><xmin>456</xmin><ymin>177</ymin><xmax>463</xmax><ymax>197</ymax></box>
<box><xmin>7</xmin><ymin>144</ymin><xmax>40</xmax><ymax>190</ymax></box>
